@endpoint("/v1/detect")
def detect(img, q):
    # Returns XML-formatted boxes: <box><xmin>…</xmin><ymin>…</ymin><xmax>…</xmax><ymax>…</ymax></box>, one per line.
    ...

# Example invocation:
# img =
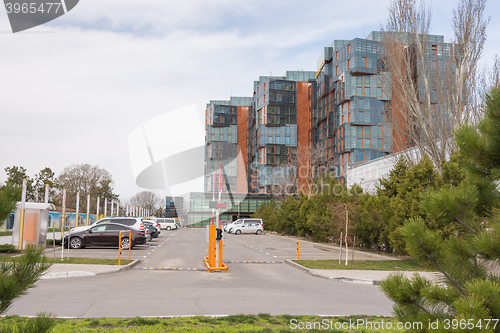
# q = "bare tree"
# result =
<box><xmin>129</xmin><ymin>191</ymin><xmax>164</xmax><ymax>216</ymax></box>
<box><xmin>381</xmin><ymin>0</ymin><xmax>489</xmax><ymax>173</ymax></box>
<box><xmin>57</xmin><ymin>164</ymin><xmax>118</xmax><ymax>211</ymax></box>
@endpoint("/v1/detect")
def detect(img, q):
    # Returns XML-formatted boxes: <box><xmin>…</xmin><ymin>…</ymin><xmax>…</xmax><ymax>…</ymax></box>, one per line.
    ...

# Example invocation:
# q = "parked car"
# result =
<box><xmin>227</xmin><ymin>218</ymin><xmax>263</xmax><ymax>233</ymax></box>
<box><xmin>70</xmin><ymin>217</ymin><xmax>146</xmax><ymax>234</ymax></box>
<box><xmin>63</xmin><ymin>222</ymin><xmax>147</xmax><ymax>249</ymax></box>
<box><xmin>232</xmin><ymin>222</ymin><xmax>264</xmax><ymax>235</ymax></box>
<box><xmin>142</xmin><ymin>221</ymin><xmax>158</xmax><ymax>240</ymax></box>
<box><xmin>156</xmin><ymin>218</ymin><xmax>178</xmax><ymax>230</ymax></box>
<box><xmin>142</xmin><ymin>219</ymin><xmax>161</xmax><ymax>234</ymax></box>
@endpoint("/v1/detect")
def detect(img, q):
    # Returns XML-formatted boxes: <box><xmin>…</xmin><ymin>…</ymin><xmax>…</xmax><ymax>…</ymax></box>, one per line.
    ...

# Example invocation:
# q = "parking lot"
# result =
<box><xmin>8</xmin><ymin>227</ymin><xmax>394</xmax><ymax>318</ymax></box>
<box><xmin>46</xmin><ymin>227</ymin><xmax>389</xmax><ymax>269</ymax></box>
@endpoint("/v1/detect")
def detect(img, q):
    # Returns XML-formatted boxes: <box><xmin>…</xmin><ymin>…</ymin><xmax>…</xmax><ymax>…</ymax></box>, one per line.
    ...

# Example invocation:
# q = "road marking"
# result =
<box><xmin>135</xmin><ymin>267</ymin><xmax>207</xmax><ymax>271</ymax></box>
<box><xmin>224</xmin><ymin>261</ymin><xmax>282</xmax><ymax>264</ymax></box>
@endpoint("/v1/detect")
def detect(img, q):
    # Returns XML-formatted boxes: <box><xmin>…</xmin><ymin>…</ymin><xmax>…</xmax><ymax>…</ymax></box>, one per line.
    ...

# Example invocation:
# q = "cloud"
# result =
<box><xmin>0</xmin><ymin>0</ymin><xmax>497</xmax><ymax>199</ymax></box>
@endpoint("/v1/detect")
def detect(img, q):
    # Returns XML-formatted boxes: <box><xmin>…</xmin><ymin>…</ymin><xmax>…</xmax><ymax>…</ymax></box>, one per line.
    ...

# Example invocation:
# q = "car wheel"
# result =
<box><xmin>235</xmin><ymin>229</ymin><xmax>242</xmax><ymax>235</ymax></box>
<box><xmin>166</xmin><ymin>226</ymin><xmax>171</xmax><ymax>231</ymax></box>
<box><xmin>70</xmin><ymin>237</ymin><xmax>83</xmax><ymax>249</ymax></box>
<box><xmin>121</xmin><ymin>237</ymin><xmax>130</xmax><ymax>249</ymax></box>
<box><xmin>256</xmin><ymin>229</ymin><xmax>262</xmax><ymax>235</ymax></box>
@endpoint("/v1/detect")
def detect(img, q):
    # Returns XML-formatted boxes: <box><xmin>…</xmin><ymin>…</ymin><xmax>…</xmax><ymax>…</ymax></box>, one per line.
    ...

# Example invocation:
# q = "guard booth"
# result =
<box><xmin>12</xmin><ymin>202</ymin><xmax>55</xmax><ymax>249</ymax></box>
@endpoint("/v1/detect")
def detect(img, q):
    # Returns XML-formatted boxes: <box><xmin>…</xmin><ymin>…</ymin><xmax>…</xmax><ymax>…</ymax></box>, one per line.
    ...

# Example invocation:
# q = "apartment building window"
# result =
<box><xmin>359</xmin><ymin>111</ymin><xmax>364</xmax><ymax>122</ymax></box>
<box><xmin>431</xmin><ymin>44</ymin><xmax>437</xmax><ymax>55</ymax></box>
<box><xmin>286</xmin><ymin>137</ymin><xmax>290</xmax><ymax>145</ymax></box>
<box><xmin>347</xmin><ymin>59</ymin><xmax>350</xmax><ymax>71</ymax></box>
<box><xmin>362</xmin><ymin>57</ymin><xmax>367</xmax><ymax>67</ymax></box>
<box><xmin>335</xmin><ymin>51</ymin><xmax>338</xmax><ymax>61</ymax></box>
<box><xmin>364</xmin><ymin>87</ymin><xmax>370</xmax><ymax>97</ymax></box>
<box><xmin>378</xmin><ymin>126</ymin><xmax>383</xmax><ymax>136</ymax></box>
<box><xmin>275</xmin><ymin>137</ymin><xmax>280</xmax><ymax>144</ymax></box>
<box><xmin>335</xmin><ymin>65</ymin><xmax>338</xmax><ymax>76</ymax></box>
<box><xmin>347</xmin><ymin>44</ymin><xmax>350</xmax><ymax>55</ymax></box>
<box><xmin>263</xmin><ymin>95</ymin><xmax>266</xmax><ymax>103</ymax></box>
<box><xmin>378</xmin><ymin>138</ymin><xmax>383</xmax><ymax>149</ymax></box>
<box><xmin>364</xmin><ymin>126</ymin><xmax>370</xmax><ymax>136</ymax></box>
<box><xmin>365</xmin><ymin>139</ymin><xmax>370</xmax><ymax>149</ymax></box>
<box><xmin>286</xmin><ymin>127</ymin><xmax>290</xmax><ymax>135</ymax></box>
<box><xmin>257</xmin><ymin>87</ymin><xmax>259</xmax><ymax>94</ymax></box>
<box><xmin>357</xmin><ymin>138</ymin><xmax>362</xmax><ymax>148</ymax></box>
<box><xmin>377</xmin><ymin>87</ymin><xmax>383</xmax><ymax>98</ymax></box>
<box><xmin>359</xmin><ymin>98</ymin><xmax>364</xmax><ymax>109</ymax></box>
<box><xmin>357</xmin><ymin>127</ymin><xmax>362</xmax><ymax>136</ymax></box>
<box><xmin>264</xmin><ymin>83</ymin><xmax>266</xmax><ymax>91</ymax></box>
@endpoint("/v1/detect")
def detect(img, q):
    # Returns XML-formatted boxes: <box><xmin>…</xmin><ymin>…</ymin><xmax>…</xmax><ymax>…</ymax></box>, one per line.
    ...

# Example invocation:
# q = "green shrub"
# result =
<box><xmin>46</xmin><ymin>239</ymin><xmax>62</xmax><ymax>246</ymax></box>
<box><xmin>0</xmin><ymin>244</ymin><xmax>19</xmax><ymax>253</ymax></box>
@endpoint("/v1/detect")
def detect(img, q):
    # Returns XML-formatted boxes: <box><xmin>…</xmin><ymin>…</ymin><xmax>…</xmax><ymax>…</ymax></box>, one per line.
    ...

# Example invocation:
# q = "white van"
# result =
<box><xmin>156</xmin><ymin>218</ymin><xmax>178</xmax><ymax>230</ymax></box>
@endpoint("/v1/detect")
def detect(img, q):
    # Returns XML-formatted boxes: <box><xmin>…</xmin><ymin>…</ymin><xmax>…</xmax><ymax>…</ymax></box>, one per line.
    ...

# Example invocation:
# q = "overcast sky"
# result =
<box><xmin>0</xmin><ymin>0</ymin><xmax>499</xmax><ymax>202</ymax></box>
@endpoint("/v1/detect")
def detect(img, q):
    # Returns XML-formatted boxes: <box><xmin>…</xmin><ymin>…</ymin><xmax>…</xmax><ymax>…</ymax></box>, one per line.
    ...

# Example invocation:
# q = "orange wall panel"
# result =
<box><xmin>237</xmin><ymin>106</ymin><xmax>249</xmax><ymax>193</ymax></box>
<box><xmin>296</xmin><ymin>82</ymin><xmax>311</xmax><ymax>193</ymax></box>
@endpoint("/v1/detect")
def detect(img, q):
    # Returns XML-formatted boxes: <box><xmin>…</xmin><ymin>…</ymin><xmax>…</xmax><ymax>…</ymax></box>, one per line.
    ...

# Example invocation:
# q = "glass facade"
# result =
<box><xmin>248</xmin><ymin>71</ymin><xmax>316</xmax><ymax>194</ymax></box>
<box><xmin>185</xmin><ymin>192</ymin><xmax>277</xmax><ymax>227</ymax></box>
<box><xmin>205</xmin><ymin>97</ymin><xmax>252</xmax><ymax>193</ymax></box>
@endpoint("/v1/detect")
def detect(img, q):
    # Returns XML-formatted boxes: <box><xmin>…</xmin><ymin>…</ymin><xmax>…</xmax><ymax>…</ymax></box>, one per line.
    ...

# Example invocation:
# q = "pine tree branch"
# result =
<box><xmin>412</xmin><ymin>233</ymin><xmax>466</xmax><ymax>294</ymax></box>
<box><xmin>439</xmin><ymin>197</ymin><xmax>478</xmax><ymax>235</ymax></box>
<box><xmin>461</xmin><ymin>142</ymin><xmax>494</xmax><ymax>165</ymax></box>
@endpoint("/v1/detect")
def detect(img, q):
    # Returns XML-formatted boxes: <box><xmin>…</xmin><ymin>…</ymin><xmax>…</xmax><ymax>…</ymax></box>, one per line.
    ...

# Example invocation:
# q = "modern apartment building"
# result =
<box><xmin>198</xmin><ymin>30</ymin><xmax>450</xmax><ymax>209</ymax></box>
<box><xmin>247</xmin><ymin>70</ymin><xmax>316</xmax><ymax>194</ymax></box>
<box><xmin>312</xmin><ymin>32</ymin><xmax>393</xmax><ymax>183</ymax></box>
<box><xmin>204</xmin><ymin>96</ymin><xmax>253</xmax><ymax>194</ymax></box>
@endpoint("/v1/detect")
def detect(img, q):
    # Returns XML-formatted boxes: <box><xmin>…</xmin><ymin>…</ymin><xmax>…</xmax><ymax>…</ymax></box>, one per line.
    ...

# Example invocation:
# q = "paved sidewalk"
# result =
<box><xmin>285</xmin><ymin>260</ymin><xmax>443</xmax><ymax>285</ymax></box>
<box><xmin>41</xmin><ymin>260</ymin><xmax>141</xmax><ymax>280</ymax></box>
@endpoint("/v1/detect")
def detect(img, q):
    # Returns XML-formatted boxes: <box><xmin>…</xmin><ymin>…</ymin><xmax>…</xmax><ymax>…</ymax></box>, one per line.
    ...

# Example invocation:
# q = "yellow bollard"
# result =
<box><xmin>118</xmin><ymin>230</ymin><xmax>131</xmax><ymax>265</ymax></box>
<box><xmin>297</xmin><ymin>241</ymin><xmax>300</xmax><ymax>260</ymax></box>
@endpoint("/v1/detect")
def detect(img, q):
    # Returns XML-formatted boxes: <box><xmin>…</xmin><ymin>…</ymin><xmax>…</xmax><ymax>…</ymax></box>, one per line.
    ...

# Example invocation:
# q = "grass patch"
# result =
<box><xmin>0</xmin><ymin>231</ymin><xmax>12</xmax><ymax>236</ymax></box>
<box><xmin>0</xmin><ymin>315</ymin><xmax>405</xmax><ymax>332</ymax></box>
<box><xmin>0</xmin><ymin>256</ymin><xmax>133</xmax><ymax>265</ymax></box>
<box><xmin>294</xmin><ymin>258</ymin><xmax>435</xmax><ymax>272</ymax></box>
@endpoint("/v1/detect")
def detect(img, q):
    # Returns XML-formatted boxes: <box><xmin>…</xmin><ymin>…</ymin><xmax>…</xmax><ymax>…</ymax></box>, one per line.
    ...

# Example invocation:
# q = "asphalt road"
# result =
<box><xmin>6</xmin><ymin>228</ymin><xmax>394</xmax><ymax>318</ymax></box>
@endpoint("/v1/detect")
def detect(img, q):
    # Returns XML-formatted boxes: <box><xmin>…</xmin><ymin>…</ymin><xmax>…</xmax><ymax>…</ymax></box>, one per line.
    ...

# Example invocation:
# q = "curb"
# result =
<box><xmin>266</xmin><ymin>232</ymin><xmax>397</xmax><ymax>261</ymax></box>
<box><xmin>284</xmin><ymin>259</ymin><xmax>380</xmax><ymax>285</ymax></box>
<box><xmin>96</xmin><ymin>259</ymin><xmax>143</xmax><ymax>276</ymax></box>
<box><xmin>41</xmin><ymin>260</ymin><xmax>143</xmax><ymax>279</ymax></box>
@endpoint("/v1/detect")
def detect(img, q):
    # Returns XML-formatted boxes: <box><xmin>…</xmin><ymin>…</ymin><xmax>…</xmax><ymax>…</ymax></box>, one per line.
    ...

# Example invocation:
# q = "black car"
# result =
<box><xmin>64</xmin><ymin>222</ymin><xmax>147</xmax><ymax>249</ymax></box>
